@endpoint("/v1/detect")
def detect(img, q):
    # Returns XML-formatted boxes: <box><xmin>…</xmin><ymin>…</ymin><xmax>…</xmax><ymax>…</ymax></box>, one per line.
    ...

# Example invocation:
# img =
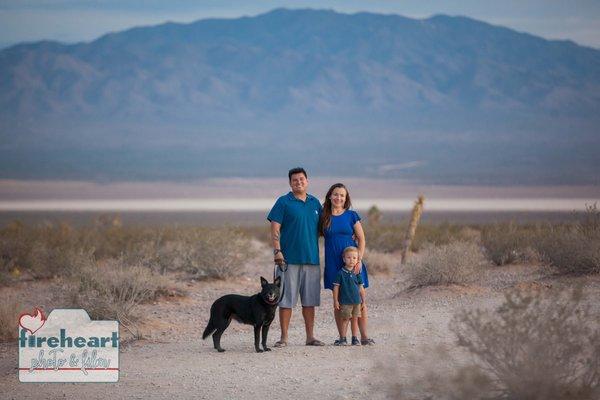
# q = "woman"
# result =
<box><xmin>320</xmin><ymin>183</ymin><xmax>374</xmax><ymax>345</ymax></box>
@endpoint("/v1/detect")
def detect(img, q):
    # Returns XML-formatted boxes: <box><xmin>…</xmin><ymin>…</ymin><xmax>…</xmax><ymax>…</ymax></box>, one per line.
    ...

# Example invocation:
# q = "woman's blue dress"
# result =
<box><xmin>323</xmin><ymin>209</ymin><xmax>369</xmax><ymax>290</ymax></box>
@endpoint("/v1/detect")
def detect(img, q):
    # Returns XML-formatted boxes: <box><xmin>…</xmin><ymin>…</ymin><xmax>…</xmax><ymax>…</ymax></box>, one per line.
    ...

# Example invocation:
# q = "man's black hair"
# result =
<box><xmin>288</xmin><ymin>167</ymin><xmax>307</xmax><ymax>181</ymax></box>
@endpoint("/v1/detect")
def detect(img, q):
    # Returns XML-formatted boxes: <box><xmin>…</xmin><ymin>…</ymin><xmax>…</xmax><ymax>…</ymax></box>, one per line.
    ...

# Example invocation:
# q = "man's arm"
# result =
<box><xmin>270</xmin><ymin>221</ymin><xmax>284</xmax><ymax>264</ymax></box>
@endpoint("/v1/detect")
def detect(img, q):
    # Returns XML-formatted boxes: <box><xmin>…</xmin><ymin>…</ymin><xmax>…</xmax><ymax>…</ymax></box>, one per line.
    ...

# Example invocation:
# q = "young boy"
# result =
<box><xmin>332</xmin><ymin>246</ymin><xmax>366</xmax><ymax>346</ymax></box>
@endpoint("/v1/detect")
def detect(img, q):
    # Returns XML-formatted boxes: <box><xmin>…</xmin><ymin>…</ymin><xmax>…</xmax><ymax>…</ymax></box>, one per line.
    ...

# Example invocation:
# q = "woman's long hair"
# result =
<box><xmin>319</xmin><ymin>183</ymin><xmax>352</xmax><ymax>236</ymax></box>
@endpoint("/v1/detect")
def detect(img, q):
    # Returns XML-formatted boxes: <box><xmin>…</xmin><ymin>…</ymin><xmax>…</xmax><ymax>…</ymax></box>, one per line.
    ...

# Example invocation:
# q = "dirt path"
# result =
<box><xmin>0</xmin><ymin>252</ymin><xmax>591</xmax><ymax>399</ymax></box>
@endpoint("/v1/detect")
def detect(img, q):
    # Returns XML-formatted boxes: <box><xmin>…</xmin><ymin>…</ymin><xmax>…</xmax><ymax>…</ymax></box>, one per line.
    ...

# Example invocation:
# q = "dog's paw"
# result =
<box><xmin>263</xmin><ymin>347</ymin><xmax>271</xmax><ymax>352</ymax></box>
<box><xmin>256</xmin><ymin>348</ymin><xmax>264</xmax><ymax>353</ymax></box>
<box><xmin>217</xmin><ymin>348</ymin><xmax>226</xmax><ymax>353</ymax></box>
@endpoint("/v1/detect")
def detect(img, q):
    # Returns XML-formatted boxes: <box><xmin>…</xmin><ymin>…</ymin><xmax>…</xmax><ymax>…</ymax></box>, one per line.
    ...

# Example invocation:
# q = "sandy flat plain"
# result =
<box><xmin>1</xmin><ymin>242</ymin><xmax>598</xmax><ymax>399</ymax></box>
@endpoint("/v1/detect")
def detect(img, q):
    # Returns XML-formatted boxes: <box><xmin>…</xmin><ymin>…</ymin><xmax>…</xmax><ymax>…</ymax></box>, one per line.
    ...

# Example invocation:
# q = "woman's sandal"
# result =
<box><xmin>305</xmin><ymin>339</ymin><xmax>325</xmax><ymax>346</ymax></box>
<box><xmin>274</xmin><ymin>340</ymin><xmax>288</xmax><ymax>348</ymax></box>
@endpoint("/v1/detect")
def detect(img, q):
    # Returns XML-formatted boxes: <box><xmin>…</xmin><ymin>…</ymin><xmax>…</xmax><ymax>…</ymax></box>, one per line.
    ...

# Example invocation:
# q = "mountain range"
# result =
<box><xmin>1</xmin><ymin>8</ymin><xmax>599</xmax><ymax>183</ymax></box>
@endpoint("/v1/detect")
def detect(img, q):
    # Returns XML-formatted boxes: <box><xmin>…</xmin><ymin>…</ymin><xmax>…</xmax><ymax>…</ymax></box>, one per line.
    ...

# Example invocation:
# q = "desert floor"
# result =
<box><xmin>1</xmin><ymin>244</ymin><xmax>598</xmax><ymax>399</ymax></box>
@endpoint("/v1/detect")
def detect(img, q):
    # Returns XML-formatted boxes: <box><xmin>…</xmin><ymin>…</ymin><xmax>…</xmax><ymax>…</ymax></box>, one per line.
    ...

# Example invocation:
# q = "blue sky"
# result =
<box><xmin>1</xmin><ymin>0</ymin><xmax>599</xmax><ymax>49</ymax></box>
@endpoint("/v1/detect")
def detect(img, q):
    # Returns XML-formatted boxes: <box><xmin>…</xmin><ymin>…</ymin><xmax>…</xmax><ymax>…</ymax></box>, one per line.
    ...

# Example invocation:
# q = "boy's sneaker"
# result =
<box><xmin>351</xmin><ymin>336</ymin><xmax>361</xmax><ymax>346</ymax></box>
<box><xmin>334</xmin><ymin>337</ymin><xmax>347</xmax><ymax>346</ymax></box>
<box><xmin>361</xmin><ymin>338</ymin><xmax>375</xmax><ymax>346</ymax></box>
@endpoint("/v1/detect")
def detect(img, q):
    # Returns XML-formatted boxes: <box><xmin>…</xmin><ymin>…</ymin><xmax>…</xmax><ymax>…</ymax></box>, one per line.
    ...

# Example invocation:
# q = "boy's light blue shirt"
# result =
<box><xmin>267</xmin><ymin>192</ymin><xmax>322</xmax><ymax>265</ymax></box>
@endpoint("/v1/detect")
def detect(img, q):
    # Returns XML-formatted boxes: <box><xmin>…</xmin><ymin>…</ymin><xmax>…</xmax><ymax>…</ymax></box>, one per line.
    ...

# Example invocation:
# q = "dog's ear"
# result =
<box><xmin>274</xmin><ymin>276</ymin><xmax>281</xmax><ymax>287</ymax></box>
<box><xmin>260</xmin><ymin>276</ymin><xmax>268</xmax><ymax>287</ymax></box>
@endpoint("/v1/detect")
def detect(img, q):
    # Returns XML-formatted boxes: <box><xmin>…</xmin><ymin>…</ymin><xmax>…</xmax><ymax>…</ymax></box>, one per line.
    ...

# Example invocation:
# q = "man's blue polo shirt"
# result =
<box><xmin>267</xmin><ymin>192</ymin><xmax>322</xmax><ymax>265</ymax></box>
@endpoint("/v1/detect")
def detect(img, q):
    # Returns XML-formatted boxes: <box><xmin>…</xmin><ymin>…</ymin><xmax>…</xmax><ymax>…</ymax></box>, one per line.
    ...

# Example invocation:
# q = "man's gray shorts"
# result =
<box><xmin>275</xmin><ymin>264</ymin><xmax>321</xmax><ymax>308</ymax></box>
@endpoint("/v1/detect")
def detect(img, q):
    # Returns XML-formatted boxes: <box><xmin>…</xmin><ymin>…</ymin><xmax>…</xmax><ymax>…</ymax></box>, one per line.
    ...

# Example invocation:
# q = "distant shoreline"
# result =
<box><xmin>1</xmin><ymin>179</ymin><xmax>597</xmax><ymax>223</ymax></box>
<box><xmin>0</xmin><ymin>197</ymin><xmax>596</xmax><ymax>212</ymax></box>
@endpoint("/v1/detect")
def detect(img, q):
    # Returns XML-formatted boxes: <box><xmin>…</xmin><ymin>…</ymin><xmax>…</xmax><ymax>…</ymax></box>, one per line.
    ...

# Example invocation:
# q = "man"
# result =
<box><xmin>267</xmin><ymin>167</ymin><xmax>324</xmax><ymax>347</ymax></box>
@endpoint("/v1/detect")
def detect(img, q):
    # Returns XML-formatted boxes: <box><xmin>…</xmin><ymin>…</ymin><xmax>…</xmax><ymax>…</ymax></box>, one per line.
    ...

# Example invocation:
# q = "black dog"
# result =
<box><xmin>202</xmin><ymin>276</ymin><xmax>281</xmax><ymax>353</ymax></box>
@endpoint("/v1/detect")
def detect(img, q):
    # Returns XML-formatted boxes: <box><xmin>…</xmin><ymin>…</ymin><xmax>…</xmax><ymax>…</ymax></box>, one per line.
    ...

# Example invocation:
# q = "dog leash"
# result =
<box><xmin>273</xmin><ymin>260</ymin><xmax>288</xmax><ymax>303</ymax></box>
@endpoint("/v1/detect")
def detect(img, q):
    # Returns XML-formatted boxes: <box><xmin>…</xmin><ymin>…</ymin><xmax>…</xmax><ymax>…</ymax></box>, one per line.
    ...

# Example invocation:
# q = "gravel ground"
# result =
<box><xmin>1</xmin><ymin>248</ymin><xmax>597</xmax><ymax>399</ymax></box>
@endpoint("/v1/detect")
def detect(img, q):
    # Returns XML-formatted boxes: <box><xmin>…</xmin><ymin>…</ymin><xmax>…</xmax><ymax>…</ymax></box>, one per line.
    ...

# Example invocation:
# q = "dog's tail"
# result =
<box><xmin>202</xmin><ymin>320</ymin><xmax>215</xmax><ymax>340</ymax></box>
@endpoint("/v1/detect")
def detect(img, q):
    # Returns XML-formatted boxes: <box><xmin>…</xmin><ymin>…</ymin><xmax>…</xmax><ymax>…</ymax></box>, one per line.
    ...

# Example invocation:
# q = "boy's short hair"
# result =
<box><xmin>343</xmin><ymin>246</ymin><xmax>359</xmax><ymax>255</ymax></box>
<box><xmin>288</xmin><ymin>167</ymin><xmax>307</xmax><ymax>182</ymax></box>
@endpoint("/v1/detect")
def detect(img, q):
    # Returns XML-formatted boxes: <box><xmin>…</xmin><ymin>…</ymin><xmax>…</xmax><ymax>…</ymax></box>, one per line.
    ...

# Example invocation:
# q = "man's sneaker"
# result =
<box><xmin>334</xmin><ymin>337</ymin><xmax>347</xmax><ymax>346</ymax></box>
<box><xmin>351</xmin><ymin>336</ymin><xmax>361</xmax><ymax>346</ymax></box>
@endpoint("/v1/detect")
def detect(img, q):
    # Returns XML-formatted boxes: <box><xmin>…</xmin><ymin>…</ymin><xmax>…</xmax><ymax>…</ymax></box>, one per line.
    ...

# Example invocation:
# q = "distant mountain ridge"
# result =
<box><xmin>1</xmin><ymin>8</ymin><xmax>599</xmax><ymax>183</ymax></box>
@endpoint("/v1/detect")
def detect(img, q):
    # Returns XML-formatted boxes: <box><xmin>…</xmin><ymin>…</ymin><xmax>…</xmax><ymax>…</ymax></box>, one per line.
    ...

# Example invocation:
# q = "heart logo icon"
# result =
<box><xmin>19</xmin><ymin>308</ymin><xmax>46</xmax><ymax>334</ymax></box>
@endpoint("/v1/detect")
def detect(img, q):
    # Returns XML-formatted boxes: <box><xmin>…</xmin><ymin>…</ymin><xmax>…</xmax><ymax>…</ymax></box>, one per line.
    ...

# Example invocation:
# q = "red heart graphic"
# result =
<box><xmin>19</xmin><ymin>308</ymin><xmax>46</xmax><ymax>334</ymax></box>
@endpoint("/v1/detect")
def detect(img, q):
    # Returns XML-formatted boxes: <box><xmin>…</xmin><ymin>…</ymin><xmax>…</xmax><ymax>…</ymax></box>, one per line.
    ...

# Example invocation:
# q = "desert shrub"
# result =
<box><xmin>0</xmin><ymin>218</ymin><xmax>258</xmax><ymax>281</ymax></box>
<box><xmin>535</xmin><ymin>228</ymin><xmax>600</xmax><ymax>274</ymax></box>
<box><xmin>0</xmin><ymin>292</ymin><xmax>20</xmax><ymax>341</ymax></box>
<box><xmin>83</xmin><ymin>225</ymin><xmax>257</xmax><ymax>279</ymax></box>
<box><xmin>384</xmin><ymin>350</ymin><xmax>497</xmax><ymax>400</ymax></box>
<box><xmin>0</xmin><ymin>221</ymin><xmax>86</xmax><ymax>279</ymax></box>
<box><xmin>27</xmin><ymin>244</ymin><xmax>80</xmax><ymax>279</ymax></box>
<box><xmin>578</xmin><ymin>202</ymin><xmax>600</xmax><ymax>235</ymax></box>
<box><xmin>237</xmin><ymin>225</ymin><xmax>271</xmax><ymax>244</ymax></box>
<box><xmin>478</xmin><ymin>205</ymin><xmax>600</xmax><ymax>273</ymax></box>
<box><xmin>364</xmin><ymin>249</ymin><xmax>398</xmax><ymax>275</ymax></box>
<box><xmin>365</xmin><ymin>222</ymin><xmax>478</xmax><ymax>253</ymax></box>
<box><xmin>69</xmin><ymin>256</ymin><xmax>171</xmax><ymax>322</ymax></box>
<box><xmin>533</xmin><ymin>204</ymin><xmax>600</xmax><ymax>274</ymax></box>
<box><xmin>366</xmin><ymin>205</ymin><xmax>382</xmax><ymax>225</ymax></box>
<box><xmin>405</xmin><ymin>241</ymin><xmax>488</xmax><ymax>288</ymax></box>
<box><xmin>82</xmin><ymin>225</ymin><xmax>157</xmax><ymax>261</ymax></box>
<box><xmin>446</xmin><ymin>287</ymin><xmax>600</xmax><ymax>400</ymax></box>
<box><xmin>413</xmin><ymin>223</ymin><xmax>480</xmax><ymax>251</ymax></box>
<box><xmin>135</xmin><ymin>227</ymin><xmax>256</xmax><ymax>279</ymax></box>
<box><xmin>481</xmin><ymin>222</ymin><xmax>541</xmax><ymax>265</ymax></box>
<box><xmin>185</xmin><ymin>227</ymin><xmax>255</xmax><ymax>279</ymax></box>
<box><xmin>0</xmin><ymin>221</ymin><xmax>28</xmax><ymax>282</ymax></box>
<box><xmin>387</xmin><ymin>287</ymin><xmax>600</xmax><ymax>400</ymax></box>
<box><xmin>363</xmin><ymin>224</ymin><xmax>404</xmax><ymax>252</ymax></box>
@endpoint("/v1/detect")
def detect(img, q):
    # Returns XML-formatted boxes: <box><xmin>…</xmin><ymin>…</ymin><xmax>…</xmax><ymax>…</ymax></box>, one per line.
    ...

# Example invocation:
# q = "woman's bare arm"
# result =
<box><xmin>332</xmin><ymin>285</ymin><xmax>340</xmax><ymax>310</ymax></box>
<box><xmin>353</xmin><ymin>221</ymin><xmax>366</xmax><ymax>272</ymax></box>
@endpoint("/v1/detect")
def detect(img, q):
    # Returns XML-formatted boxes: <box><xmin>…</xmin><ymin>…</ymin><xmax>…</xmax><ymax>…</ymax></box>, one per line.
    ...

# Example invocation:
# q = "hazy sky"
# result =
<box><xmin>1</xmin><ymin>0</ymin><xmax>599</xmax><ymax>49</ymax></box>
